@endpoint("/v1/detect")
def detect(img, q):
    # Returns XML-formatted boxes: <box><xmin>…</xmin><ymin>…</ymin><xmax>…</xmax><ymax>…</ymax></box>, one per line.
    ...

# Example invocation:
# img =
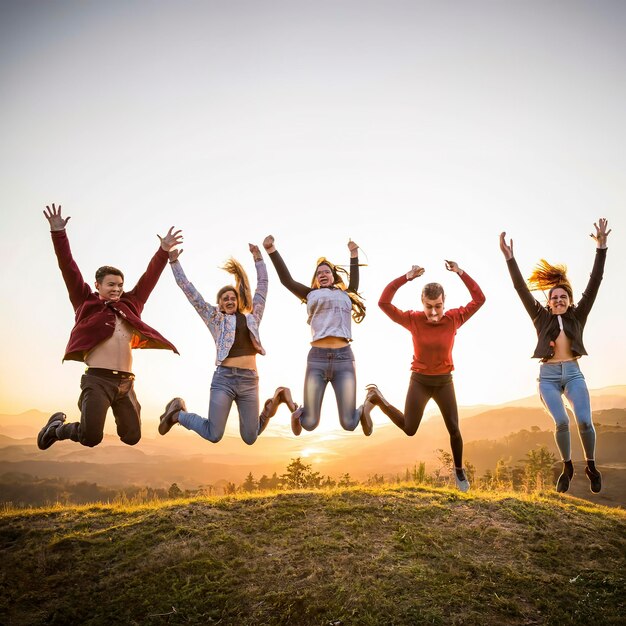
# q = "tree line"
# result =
<box><xmin>0</xmin><ymin>446</ymin><xmax>559</xmax><ymax>508</ymax></box>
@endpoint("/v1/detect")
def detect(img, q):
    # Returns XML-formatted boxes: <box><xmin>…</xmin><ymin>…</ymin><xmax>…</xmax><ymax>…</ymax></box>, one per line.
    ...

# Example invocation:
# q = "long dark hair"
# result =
<box><xmin>310</xmin><ymin>257</ymin><xmax>366</xmax><ymax>323</ymax></box>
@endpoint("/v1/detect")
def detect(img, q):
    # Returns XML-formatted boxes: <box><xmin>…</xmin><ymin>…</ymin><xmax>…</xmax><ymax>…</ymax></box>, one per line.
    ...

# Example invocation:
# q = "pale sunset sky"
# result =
<box><xmin>1</xmin><ymin>1</ymin><xmax>625</xmax><ymax>440</ymax></box>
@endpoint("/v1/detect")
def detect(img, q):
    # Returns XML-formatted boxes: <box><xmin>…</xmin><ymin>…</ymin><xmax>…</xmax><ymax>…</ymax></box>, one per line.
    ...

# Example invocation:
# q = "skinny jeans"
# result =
<box><xmin>297</xmin><ymin>345</ymin><xmax>360</xmax><ymax>431</ymax></box>
<box><xmin>178</xmin><ymin>366</ymin><xmax>261</xmax><ymax>445</ymax></box>
<box><xmin>378</xmin><ymin>373</ymin><xmax>464</xmax><ymax>468</ymax></box>
<box><xmin>56</xmin><ymin>368</ymin><xmax>141</xmax><ymax>447</ymax></box>
<box><xmin>538</xmin><ymin>360</ymin><xmax>596</xmax><ymax>461</ymax></box>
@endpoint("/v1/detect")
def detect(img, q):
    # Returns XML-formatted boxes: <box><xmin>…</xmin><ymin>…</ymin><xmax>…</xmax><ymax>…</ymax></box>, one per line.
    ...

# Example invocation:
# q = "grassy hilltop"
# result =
<box><xmin>1</xmin><ymin>486</ymin><xmax>624</xmax><ymax>626</ymax></box>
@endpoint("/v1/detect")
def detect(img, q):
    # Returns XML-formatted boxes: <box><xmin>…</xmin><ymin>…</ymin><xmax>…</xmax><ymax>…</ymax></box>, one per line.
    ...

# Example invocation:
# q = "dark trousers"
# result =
<box><xmin>56</xmin><ymin>369</ymin><xmax>141</xmax><ymax>447</ymax></box>
<box><xmin>379</xmin><ymin>373</ymin><xmax>464</xmax><ymax>468</ymax></box>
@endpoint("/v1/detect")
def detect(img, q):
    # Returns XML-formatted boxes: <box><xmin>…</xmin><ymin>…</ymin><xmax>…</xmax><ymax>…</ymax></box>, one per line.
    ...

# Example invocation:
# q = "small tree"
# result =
<box><xmin>168</xmin><ymin>483</ymin><xmax>183</xmax><ymax>499</ymax></box>
<box><xmin>338</xmin><ymin>473</ymin><xmax>356</xmax><ymax>487</ymax></box>
<box><xmin>281</xmin><ymin>457</ymin><xmax>310</xmax><ymax>489</ymax></box>
<box><xmin>241</xmin><ymin>472</ymin><xmax>257</xmax><ymax>493</ymax></box>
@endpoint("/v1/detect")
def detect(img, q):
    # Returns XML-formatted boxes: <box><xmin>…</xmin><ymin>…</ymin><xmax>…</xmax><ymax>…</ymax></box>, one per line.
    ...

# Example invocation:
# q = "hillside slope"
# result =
<box><xmin>1</xmin><ymin>486</ymin><xmax>624</xmax><ymax>625</ymax></box>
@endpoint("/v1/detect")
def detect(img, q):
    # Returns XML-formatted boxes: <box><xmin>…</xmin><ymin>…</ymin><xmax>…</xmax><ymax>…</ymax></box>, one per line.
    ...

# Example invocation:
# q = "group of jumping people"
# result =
<box><xmin>37</xmin><ymin>203</ymin><xmax>611</xmax><ymax>494</ymax></box>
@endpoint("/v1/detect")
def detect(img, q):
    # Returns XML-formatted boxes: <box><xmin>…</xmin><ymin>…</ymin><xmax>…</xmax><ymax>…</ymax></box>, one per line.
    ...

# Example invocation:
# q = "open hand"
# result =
<box><xmin>158</xmin><ymin>226</ymin><xmax>183</xmax><ymax>251</ymax></box>
<box><xmin>43</xmin><ymin>203</ymin><xmax>70</xmax><ymax>231</ymax></box>
<box><xmin>591</xmin><ymin>218</ymin><xmax>611</xmax><ymax>248</ymax></box>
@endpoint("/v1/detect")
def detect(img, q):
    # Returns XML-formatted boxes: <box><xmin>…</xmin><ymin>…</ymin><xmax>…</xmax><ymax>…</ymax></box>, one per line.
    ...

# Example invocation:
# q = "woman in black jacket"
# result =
<box><xmin>499</xmin><ymin>218</ymin><xmax>610</xmax><ymax>494</ymax></box>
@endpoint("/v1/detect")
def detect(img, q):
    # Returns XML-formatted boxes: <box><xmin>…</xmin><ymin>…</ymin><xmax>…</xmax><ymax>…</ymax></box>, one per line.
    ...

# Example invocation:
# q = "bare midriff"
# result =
<box><xmin>545</xmin><ymin>330</ymin><xmax>577</xmax><ymax>363</ymax></box>
<box><xmin>221</xmin><ymin>354</ymin><xmax>258</xmax><ymax>370</ymax></box>
<box><xmin>85</xmin><ymin>315</ymin><xmax>135</xmax><ymax>372</ymax></box>
<box><xmin>311</xmin><ymin>336</ymin><xmax>350</xmax><ymax>348</ymax></box>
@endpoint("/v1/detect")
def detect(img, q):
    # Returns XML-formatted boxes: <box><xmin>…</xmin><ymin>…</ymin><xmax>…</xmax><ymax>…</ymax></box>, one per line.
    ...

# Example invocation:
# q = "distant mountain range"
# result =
<box><xmin>1</xmin><ymin>385</ymin><xmax>624</xmax><ymax>506</ymax></box>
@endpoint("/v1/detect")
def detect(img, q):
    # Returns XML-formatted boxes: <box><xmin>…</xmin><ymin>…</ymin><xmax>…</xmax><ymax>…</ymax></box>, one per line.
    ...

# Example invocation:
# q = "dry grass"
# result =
<box><xmin>1</xmin><ymin>484</ymin><xmax>624</xmax><ymax>625</ymax></box>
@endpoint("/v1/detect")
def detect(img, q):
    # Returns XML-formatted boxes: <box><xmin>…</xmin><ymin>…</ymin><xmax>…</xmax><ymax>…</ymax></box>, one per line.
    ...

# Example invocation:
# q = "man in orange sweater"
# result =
<box><xmin>363</xmin><ymin>260</ymin><xmax>485</xmax><ymax>492</ymax></box>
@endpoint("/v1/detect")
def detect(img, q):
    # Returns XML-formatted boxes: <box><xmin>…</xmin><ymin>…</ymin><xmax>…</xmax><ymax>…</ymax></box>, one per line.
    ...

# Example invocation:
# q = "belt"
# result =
<box><xmin>85</xmin><ymin>367</ymin><xmax>135</xmax><ymax>380</ymax></box>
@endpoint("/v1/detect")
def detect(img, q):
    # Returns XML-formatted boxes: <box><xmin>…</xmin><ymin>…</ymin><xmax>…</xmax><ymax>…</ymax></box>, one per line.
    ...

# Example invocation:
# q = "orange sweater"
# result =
<box><xmin>379</xmin><ymin>271</ymin><xmax>485</xmax><ymax>375</ymax></box>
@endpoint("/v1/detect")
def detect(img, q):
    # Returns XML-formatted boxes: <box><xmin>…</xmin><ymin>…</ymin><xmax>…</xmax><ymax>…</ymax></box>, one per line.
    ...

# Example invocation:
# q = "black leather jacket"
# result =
<box><xmin>506</xmin><ymin>248</ymin><xmax>607</xmax><ymax>360</ymax></box>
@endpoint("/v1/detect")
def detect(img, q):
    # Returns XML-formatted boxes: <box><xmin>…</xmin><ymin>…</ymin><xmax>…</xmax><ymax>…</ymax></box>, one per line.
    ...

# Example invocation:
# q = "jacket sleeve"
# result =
<box><xmin>268</xmin><ymin>250</ymin><xmax>311</xmax><ymax>300</ymax></box>
<box><xmin>506</xmin><ymin>257</ymin><xmax>544</xmax><ymax>322</ymax></box>
<box><xmin>252</xmin><ymin>259</ymin><xmax>268</xmax><ymax>323</ymax></box>
<box><xmin>170</xmin><ymin>260</ymin><xmax>217</xmax><ymax>323</ymax></box>
<box><xmin>575</xmin><ymin>247</ymin><xmax>607</xmax><ymax>324</ymax></box>
<box><xmin>451</xmin><ymin>271</ymin><xmax>486</xmax><ymax>327</ymax></box>
<box><xmin>126</xmin><ymin>246</ymin><xmax>169</xmax><ymax>310</ymax></box>
<box><xmin>378</xmin><ymin>274</ymin><xmax>413</xmax><ymax>330</ymax></box>
<box><xmin>51</xmin><ymin>230</ymin><xmax>92</xmax><ymax>311</ymax></box>
<box><xmin>348</xmin><ymin>255</ymin><xmax>359</xmax><ymax>292</ymax></box>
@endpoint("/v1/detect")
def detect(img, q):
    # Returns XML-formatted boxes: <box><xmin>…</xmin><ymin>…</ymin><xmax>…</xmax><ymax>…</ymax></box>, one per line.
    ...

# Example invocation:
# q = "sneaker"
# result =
<box><xmin>455</xmin><ymin>469</ymin><xmax>470</xmax><ymax>493</ymax></box>
<box><xmin>158</xmin><ymin>398</ymin><xmax>186</xmax><ymax>435</ymax></box>
<box><xmin>291</xmin><ymin>406</ymin><xmax>303</xmax><ymax>436</ymax></box>
<box><xmin>585</xmin><ymin>466</ymin><xmax>602</xmax><ymax>493</ymax></box>
<box><xmin>37</xmin><ymin>412</ymin><xmax>66</xmax><ymax>450</ymax></box>
<box><xmin>556</xmin><ymin>472</ymin><xmax>570</xmax><ymax>493</ymax></box>
<box><xmin>359</xmin><ymin>402</ymin><xmax>374</xmax><ymax>436</ymax></box>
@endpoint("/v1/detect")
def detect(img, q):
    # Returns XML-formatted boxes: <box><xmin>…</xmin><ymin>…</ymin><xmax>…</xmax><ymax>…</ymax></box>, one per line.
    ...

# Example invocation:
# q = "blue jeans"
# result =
<box><xmin>178</xmin><ymin>366</ymin><xmax>260</xmax><ymax>445</ymax></box>
<box><xmin>298</xmin><ymin>345</ymin><xmax>360</xmax><ymax>431</ymax></box>
<box><xmin>538</xmin><ymin>360</ymin><xmax>596</xmax><ymax>461</ymax></box>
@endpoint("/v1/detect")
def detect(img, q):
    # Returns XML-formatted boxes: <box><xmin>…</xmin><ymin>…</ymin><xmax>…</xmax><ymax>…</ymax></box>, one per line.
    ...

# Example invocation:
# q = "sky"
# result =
<box><xmin>1</xmin><ymin>0</ymin><xmax>625</xmax><ymax>441</ymax></box>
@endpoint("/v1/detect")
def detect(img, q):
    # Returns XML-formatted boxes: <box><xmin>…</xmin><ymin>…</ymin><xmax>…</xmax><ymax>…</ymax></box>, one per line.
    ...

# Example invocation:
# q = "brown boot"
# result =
<box><xmin>159</xmin><ymin>398</ymin><xmax>186</xmax><ymax>435</ymax></box>
<box><xmin>291</xmin><ymin>406</ymin><xmax>303</xmax><ymax>436</ymax></box>
<box><xmin>365</xmin><ymin>384</ymin><xmax>390</xmax><ymax>408</ymax></box>
<box><xmin>263</xmin><ymin>387</ymin><xmax>288</xmax><ymax>420</ymax></box>
<box><xmin>359</xmin><ymin>400</ymin><xmax>374</xmax><ymax>436</ymax></box>
<box><xmin>279</xmin><ymin>387</ymin><xmax>298</xmax><ymax>412</ymax></box>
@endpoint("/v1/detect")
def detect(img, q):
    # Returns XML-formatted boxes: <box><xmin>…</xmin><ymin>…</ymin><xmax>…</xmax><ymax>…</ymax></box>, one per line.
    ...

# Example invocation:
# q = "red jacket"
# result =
<box><xmin>51</xmin><ymin>230</ymin><xmax>178</xmax><ymax>362</ymax></box>
<box><xmin>379</xmin><ymin>271</ymin><xmax>485</xmax><ymax>375</ymax></box>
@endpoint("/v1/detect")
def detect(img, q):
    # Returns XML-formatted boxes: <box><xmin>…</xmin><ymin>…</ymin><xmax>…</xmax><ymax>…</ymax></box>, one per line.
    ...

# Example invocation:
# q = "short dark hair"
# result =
<box><xmin>548</xmin><ymin>284</ymin><xmax>574</xmax><ymax>302</ymax></box>
<box><xmin>422</xmin><ymin>282</ymin><xmax>444</xmax><ymax>300</ymax></box>
<box><xmin>95</xmin><ymin>266</ymin><xmax>124</xmax><ymax>284</ymax></box>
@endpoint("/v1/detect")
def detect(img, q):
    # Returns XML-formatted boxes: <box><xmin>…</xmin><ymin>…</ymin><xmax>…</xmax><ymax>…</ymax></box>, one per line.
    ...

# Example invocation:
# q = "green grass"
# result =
<box><xmin>1</xmin><ymin>485</ymin><xmax>624</xmax><ymax>625</ymax></box>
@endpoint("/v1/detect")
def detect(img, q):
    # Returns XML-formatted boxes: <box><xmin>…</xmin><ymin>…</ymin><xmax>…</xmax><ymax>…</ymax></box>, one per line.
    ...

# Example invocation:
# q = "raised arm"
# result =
<box><xmin>249</xmin><ymin>243</ymin><xmax>268</xmax><ymax>320</ymax></box>
<box><xmin>129</xmin><ymin>226</ymin><xmax>184</xmax><ymax>305</ymax></box>
<box><xmin>347</xmin><ymin>239</ymin><xmax>360</xmax><ymax>292</ymax></box>
<box><xmin>168</xmin><ymin>251</ymin><xmax>217</xmax><ymax>323</ymax></box>
<box><xmin>263</xmin><ymin>235</ymin><xmax>311</xmax><ymax>300</ymax></box>
<box><xmin>445</xmin><ymin>260</ymin><xmax>486</xmax><ymax>324</ymax></box>
<box><xmin>44</xmin><ymin>203</ymin><xmax>91</xmax><ymax>310</ymax></box>
<box><xmin>378</xmin><ymin>266</ymin><xmax>424</xmax><ymax>329</ymax></box>
<box><xmin>576</xmin><ymin>218</ymin><xmax>610</xmax><ymax>321</ymax></box>
<box><xmin>500</xmin><ymin>231</ymin><xmax>544</xmax><ymax>321</ymax></box>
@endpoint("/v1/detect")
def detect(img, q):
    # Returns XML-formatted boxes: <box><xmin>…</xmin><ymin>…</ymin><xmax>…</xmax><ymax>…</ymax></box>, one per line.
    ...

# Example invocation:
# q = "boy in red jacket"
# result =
<box><xmin>37</xmin><ymin>203</ymin><xmax>181</xmax><ymax>450</ymax></box>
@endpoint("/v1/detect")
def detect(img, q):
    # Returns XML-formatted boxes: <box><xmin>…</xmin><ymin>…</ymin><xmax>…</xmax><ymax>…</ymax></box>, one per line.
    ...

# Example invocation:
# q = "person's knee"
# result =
<box><xmin>448</xmin><ymin>426</ymin><xmax>462</xmax><ymax>440</ymax></box>
<box><xmin>578</xmin><ymin>421</ymin><xmax>594</xmax><ymax>433</ymax></box>
<box><xmin>241</xmin><ymin>431</ymin><xmax>258</xmax><ymax>446</ymax></box>
<box><xmin>301</xmin><ymin>417</ymin><xmax>319</xmax><ymax>431</ymax></box>
<box><xmin>555</xmin><ymin>422</ymin><xmax>570</xmax><ymax>433</ymax></box>
<box><xmin>121</xmin><ymin>431</ymin><xmax>141</xmax><ymax>446</ymax></box>
<box><xmin>79</xmin><ymin>432</ymin><xmax>103</xmax><ymax>447</ymax></box>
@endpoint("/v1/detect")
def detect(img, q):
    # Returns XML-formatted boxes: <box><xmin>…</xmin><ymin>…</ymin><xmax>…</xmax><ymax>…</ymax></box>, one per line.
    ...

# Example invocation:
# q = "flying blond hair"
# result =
<box><xmin>217</xmin><ymin>257</ymin><xmax>253</xmax><ymax>314</ymax></box>
<box><xmin>527</xmin><ymin>259</ymin><xmax>574</xmax><ymax>302</ymax></box>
